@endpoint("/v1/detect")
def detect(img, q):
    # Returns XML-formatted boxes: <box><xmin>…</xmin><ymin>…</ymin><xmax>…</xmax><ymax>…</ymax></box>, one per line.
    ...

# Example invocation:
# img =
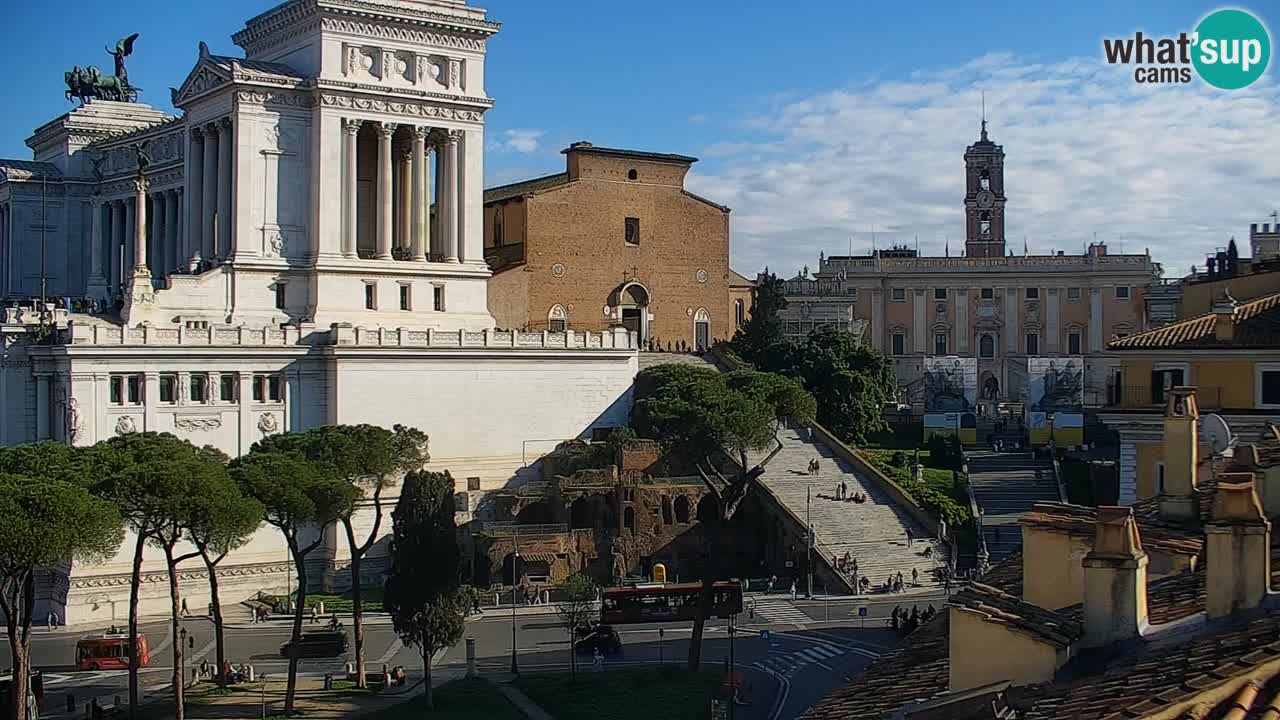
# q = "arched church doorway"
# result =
<box><xmin>614</xmin><ymin>282</ymin><xmax>650</xmax><ymax>345</ymax></box>
<box><xmin>694</xmin><ymin>308</ymin><xmax>711</xmax><ymax>351</ymax></box>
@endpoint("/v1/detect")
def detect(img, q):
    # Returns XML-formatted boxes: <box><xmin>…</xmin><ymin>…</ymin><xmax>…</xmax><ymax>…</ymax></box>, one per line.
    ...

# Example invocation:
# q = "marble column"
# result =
<box><xmin>411</xmin><ymin>127</ymin><xmax>429</xmax><ymax>261</ymax></box>
<box><xmin>443</xmin><ymin>130</ymin><xmax>460</xmax><ymax>263</ymax></box>
<box><xmin>187</xmin><ymin>129</ymin><xmax>205</xmax><ymax>267</ymax></box>
<box><xmin>133</xmin><ymin>177</ymin><xmax>148</xmax><ymax>272</ymax></box>
<box><xmin>216</xmin><ymin>118</ymin><xmax>233</xmax><ymax>259</ymax></box>
<box><xmin>123</xmin><ymin>197</ymin><xmax>136</xmax><ymax>274</ymax></box>
<box><xmin>342</xmin><ymin>119</ymin><xmax>360</xmax><ymax>258</ymax></box>
<box><xmin>201</xmin><ymin>124</ymin><xmax>218</xmax><ymax>263</ymax></box>
<box><xmin>88</xmin><ymin>196</ymin><xmax>107</xmax><ymax>295</ymax></box>
<box><xmin>375</xmin><ymin>122</ymin><xmax>395</xmax><ymax>260</ymax></box>
<box><xmin>35</xmin><ymin>374</ymin><xmax>50</xmax><ymax>441</ymax></box>
<box><xmin>110</xmin><ymin>200</ymin><xmax>125</xmax><ymax>293</ymax></box>
<box><xmin>432</xmin><ymin>136</ymin><xmax>444</xmax><ymax>259</ymax></box>
<box><xmin>398</xmin><ymin>148</ymin><xmax>412</xmax><ymax>254</ymax></box>
<box><xmin>165</xmin><ymin>190</ymin><xmax>180</xmax><ymax>275</ymax></box>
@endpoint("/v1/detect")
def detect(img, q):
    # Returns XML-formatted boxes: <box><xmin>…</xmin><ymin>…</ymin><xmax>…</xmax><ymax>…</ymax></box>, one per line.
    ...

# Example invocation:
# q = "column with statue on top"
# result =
<box><xmin>121</xmin><ymin>144</ymin><xmax>156</xmax><ymax>324</ymax></box>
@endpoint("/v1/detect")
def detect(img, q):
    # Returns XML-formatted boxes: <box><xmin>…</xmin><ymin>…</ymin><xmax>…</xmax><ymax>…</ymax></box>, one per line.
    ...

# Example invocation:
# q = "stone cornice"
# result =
<box><xmin>317</xmin><ymin>79</ymin><xmax>493</xmax><ymax>108</ymax></box>
<box><xmin>234</xmin><ymin>2</ymin><xmax>497</xmax><ymax>58</ymax></box>
<box><xmin>318</xmin><ymin>91</ymin><xmax>486</xmax><ymax>122</ymax></box>
<box><xmin>70</xmin><ymin>560</ymin><xmax>292</xmax><ymax>590</ymax></box>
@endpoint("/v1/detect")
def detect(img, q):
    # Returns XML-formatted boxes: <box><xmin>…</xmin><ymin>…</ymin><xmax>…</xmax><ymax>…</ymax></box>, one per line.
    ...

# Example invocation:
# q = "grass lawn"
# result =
<box><xmin>362</xmin><ymin>678</ymin><xmax>525</xmax><ymax>720</ymax></box>
<box><xmin>516</xmin><ymin>667</ymin><xmax>723</xmax><ymax>720</ymax></box>
<box><xmin>284</xmin><ymin>587</ymin><xmax>384</xmax><ymax>613</ymax></box>
<box><xmin>860</xmin><ymin>448</ymin><xmax>972</xmax><ymax>531</ymax></box>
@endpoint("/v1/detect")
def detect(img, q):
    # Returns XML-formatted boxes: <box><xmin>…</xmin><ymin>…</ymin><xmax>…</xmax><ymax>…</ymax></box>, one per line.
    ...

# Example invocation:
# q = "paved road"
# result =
<box><xmin>26</xmin><ymin>595</ymin><xmax>925</xmax><ymax>719</ymax></box>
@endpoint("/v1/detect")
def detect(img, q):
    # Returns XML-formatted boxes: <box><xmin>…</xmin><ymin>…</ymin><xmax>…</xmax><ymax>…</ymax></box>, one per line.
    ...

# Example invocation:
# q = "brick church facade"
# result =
<box><xmin>483</xmin><ymin>142</ymin><xmax>754</xmax><ymax>351</ymax></box>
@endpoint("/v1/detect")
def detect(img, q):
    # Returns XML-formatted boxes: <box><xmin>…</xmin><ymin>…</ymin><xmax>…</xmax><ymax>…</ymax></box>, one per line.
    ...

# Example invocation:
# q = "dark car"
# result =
<box><xmin>279</xmin><ymin>630</ymin><xmax>349</xmax><ymax>659</ymax></box>
<box><xmin>574</xmin><ymin>625</ymin><xmax>622</xmax><ymax>655</ymax></box>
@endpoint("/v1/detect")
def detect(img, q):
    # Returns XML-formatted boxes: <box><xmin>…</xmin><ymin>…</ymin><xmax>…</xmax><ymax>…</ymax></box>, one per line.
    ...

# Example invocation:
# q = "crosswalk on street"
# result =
<box><xmin>751</xmin><ymin>598</ymin><xmax>812</xmax><ymax>625</ymax></box>
<box><xmin>752</xmin><ymin>642</ymin><xmax>846</xmax><ymax>677</ymax></box>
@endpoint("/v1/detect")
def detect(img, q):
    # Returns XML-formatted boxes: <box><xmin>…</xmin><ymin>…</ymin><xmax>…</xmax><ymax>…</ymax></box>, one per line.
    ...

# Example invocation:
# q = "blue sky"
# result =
<box><xmin>4</xmin><ymin>1</ymin><xmax>1277</xmax><ymax>276</ymax></box>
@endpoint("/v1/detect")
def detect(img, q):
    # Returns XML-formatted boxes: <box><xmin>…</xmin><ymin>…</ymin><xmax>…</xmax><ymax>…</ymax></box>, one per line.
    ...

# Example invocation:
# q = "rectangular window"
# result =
<box><xmin>1115</xmin><ymin>286</ymin><xmax>1131</xmax><ymax>299</ymax></box>
<box><xmin>364</xmin><ymin>282</ymin><xmax>377</xmax><ymax>310</ymax></box>
<box><xmin>467</xmin><ymin>476</ymin><xmax>482</xmax><ymax>492</ymax></box>
<box><xmin>1025</xmin><ymin>287</ymin><xmax>1040</xmax><ymax>300</ymax></box>
<box><xmin>1151</xmin><ymin>368</ymin><xmax>1185</xmax><ymax>405</ymax></box>
<box><xmin>549</xmin><ymin>318</ymin><xmax>567</xmax><ymax>333</ymax></box>
<box><xmin>1068</xmin><ymin>332</ymin><xmax>1082</xmax><ymax>355</ymax></box>
<box><xmin>268</xmin><ymin>376</ymin><xmax>283</xmax><ymax>402</ymax></box>
<box><xmin>274</xmin><ymin>282</ymin><xmax>286</xmax><ymax>310</ymax></box>
<box><xmin>1067</xmin><ymin>287</ymin><xmax>1081</xmax><ymax>300</ymax></box>
<box><xmin>1260</xmin><ymin>370</ymin><xmax>1280</xmax><ymax>405</ymax></box>
<box><xmin>399</xmin><ymin>284</ymin><xmax>411</xmax><ymax>311</ymax></box>
<box><xmin>159</xmin><ymin>375</ymin><xmax>177</xmax><ymax>404</ymax></box>
<box><xmin>981</xmin><ymin>288</ymin><xmax>994</xmax><ymax>300</ymax></box>
<box><xmin>891</xmin><ymin>288</ymin><xmax>906</xmax><ymax>301</ymax></box>
<box><xmin>891</xmin><ymin>333</ymin><xmax>906</xmax><ymax>356</ymax></box>
<box><xmin>624</xmin><ymin>217</ymin><xmax>640</xmax><ymax>246</ymax></box>
<box><xmin>126</xmin><ymin>375</ymin><xmax>142</xmax><ymax>405</ymax></box>
<box><xmin>220</xmin><ymin>375</ymin><xmax>238</xmax><ymax>403</ymax></box>
<box><xmin>934</xmin><ymin>333</ymin><xmax>948</xmax><ymax>356</ymax></box>
<box><xmin>433</xmin><ymin>285</ymin><xmax>445</xmax><ymax>312</ymax></box>
<box><xmin>934</xmin><ymin>288</ymin><xmax>947</xmax><ymax>300</ymax></box>
<box><xmin>109</xmin><ymin>376</ymin><xmax>124</xmax><ymax>405</ymax></box>
<box><xmin>190</xmin><ymin>373</ymin><xmax>209</xmax><ymax>404</ymax></box>
<box><xmin>1156</xmin><ymin>463</ymin><xmax>1166</xmax><ymax>494</ymax></box>
<box><xmin>1025</xmin><ymin>333</ymin><xmax>1039</xmax><ymax>356</ymax></box>
<box><xmin>493</xmin><ymin>222</ymin><xmax>503</xmax><ymax>247</ymax></box>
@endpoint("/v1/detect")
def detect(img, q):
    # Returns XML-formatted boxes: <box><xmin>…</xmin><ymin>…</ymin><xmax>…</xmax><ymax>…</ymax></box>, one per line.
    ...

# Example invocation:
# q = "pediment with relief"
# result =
<box><xmin>171</xmin><ymin>43</ymin><xmax>232</xmax><ymax>108</ymax></box>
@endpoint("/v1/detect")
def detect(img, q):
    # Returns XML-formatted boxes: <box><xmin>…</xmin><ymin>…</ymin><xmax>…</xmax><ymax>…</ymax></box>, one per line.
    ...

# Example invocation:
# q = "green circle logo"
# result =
<box><xmin>1193</xmin><ymin>9</ymin><xmax>1271</xmax><ymax>89</ymax></box>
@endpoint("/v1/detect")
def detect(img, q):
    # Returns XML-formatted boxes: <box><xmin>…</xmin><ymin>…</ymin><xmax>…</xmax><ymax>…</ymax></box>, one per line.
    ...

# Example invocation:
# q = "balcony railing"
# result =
<box><xmin>475</xmin><ymin>521</ymin><xmax>569</xmax><ymax>537</ymax></box>
<box><xmin>1093</xmin><ymin>385</ymin><xmax>1225</xmax><ymax>410</ymax></box>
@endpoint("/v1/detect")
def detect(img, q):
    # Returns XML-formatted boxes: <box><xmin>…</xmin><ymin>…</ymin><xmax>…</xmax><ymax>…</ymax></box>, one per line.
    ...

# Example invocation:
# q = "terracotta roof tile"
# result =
<box><xmin>1109</xmin><ymin>291</ymin><xmax>1280</xmax><ymax>350</ymax></box>
<box><xmin>949</xmin><ymin>583</ymin><xmax>1083</xmax><ymax>649</ymax></box>
<box><xmin>1023</xmin><ymin>502</ymin><xmax>1205</xmax><ymax>556</ymax></box>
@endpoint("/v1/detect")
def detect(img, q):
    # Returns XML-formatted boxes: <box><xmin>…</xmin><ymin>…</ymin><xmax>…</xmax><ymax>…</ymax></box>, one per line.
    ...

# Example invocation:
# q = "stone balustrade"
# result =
<box><xmin>3</xmin><ymin>304</ymin><xmax>71</xmax><ymax>327</ymax></box>
<box><xmin>64</xmin><ymin>321</ymin><xmax>637</xmax><ymax>350</ymax></box>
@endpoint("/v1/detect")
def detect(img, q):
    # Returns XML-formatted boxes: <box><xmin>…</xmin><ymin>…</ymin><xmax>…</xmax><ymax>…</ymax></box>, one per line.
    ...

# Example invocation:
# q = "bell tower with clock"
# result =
<box><xmin>964</xmin><ymin>119</ymin><xmax>1007</xmax><ymax>258</ymax></box>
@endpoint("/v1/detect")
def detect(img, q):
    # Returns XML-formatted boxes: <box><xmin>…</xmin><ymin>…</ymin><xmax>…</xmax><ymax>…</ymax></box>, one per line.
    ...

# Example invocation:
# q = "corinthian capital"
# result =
<box><xmin>377</xmin><ymin>121</ymin><xmax>398</xmax><ymax>138</ymax></box>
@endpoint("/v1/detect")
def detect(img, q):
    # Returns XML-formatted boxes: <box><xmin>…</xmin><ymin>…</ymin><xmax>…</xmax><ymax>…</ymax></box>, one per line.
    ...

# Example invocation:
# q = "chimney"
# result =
<box><xmin>1205</xmin><ymin>475</ymin><xmax>1272</xmax><ymax>619</ymax></box>
<box><xmin>1082</xmin><ymin>506</ymin><xmax>1148</xmax><ymax>647</ymax></box>
<box><xmin>1160</xmin><ymin>387</ymin><xmax>1200</xmax><ymax>521</ymax></box>
<box><xmin>1213</xmin><ymin>291</ymin><xmax>1238</xmax><ymax>343</ymax></box>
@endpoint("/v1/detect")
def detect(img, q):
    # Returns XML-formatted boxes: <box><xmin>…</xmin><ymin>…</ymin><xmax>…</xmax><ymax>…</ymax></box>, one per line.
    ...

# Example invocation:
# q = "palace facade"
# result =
<box><xmin>0</xmin><ymin>0</ymin><xmax>639</xmax><ymax>623</ymax></box>
<box><xmin>778</xmin><ymin>126</ymin><xmax>1161</xmax><ymax>405</ymax></box>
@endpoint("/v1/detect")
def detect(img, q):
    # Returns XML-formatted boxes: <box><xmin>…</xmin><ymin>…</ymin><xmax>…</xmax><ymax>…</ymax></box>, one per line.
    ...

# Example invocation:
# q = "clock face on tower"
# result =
<box><xmin>976</xmin><ymin>191</ymin><xmax>995</xmax><ymax>209</ymax></box>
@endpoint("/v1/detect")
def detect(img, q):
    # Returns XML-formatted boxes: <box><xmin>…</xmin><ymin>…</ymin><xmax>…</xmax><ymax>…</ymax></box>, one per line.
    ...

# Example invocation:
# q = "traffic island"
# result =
<box><xmin>514</xmin><ymin>667</ymin><xmax>725</xmax><ymax>720</ymax></box>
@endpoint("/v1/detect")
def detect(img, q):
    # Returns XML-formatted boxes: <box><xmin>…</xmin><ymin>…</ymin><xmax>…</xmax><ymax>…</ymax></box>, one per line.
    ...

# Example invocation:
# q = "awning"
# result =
<box><xmin>518</xmin><ymin>553</ymin><xmax>558</xmax><ymax>564</ymax></box>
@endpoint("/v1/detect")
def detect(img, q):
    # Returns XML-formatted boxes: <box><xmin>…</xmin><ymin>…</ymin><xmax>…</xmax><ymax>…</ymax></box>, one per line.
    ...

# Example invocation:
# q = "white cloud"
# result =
<box><xmin>688</xmin><ymin>54</ymin><xmax>1280</xmax><ymax>279</ymax></box>
<box><xmin>489</xmin><ymin>129</ymin><xmax>545</xmax><ymax>154</ymax></box>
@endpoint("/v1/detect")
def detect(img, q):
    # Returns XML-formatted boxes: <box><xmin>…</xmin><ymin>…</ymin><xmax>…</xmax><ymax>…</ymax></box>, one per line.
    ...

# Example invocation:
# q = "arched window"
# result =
<box><xmin>979</xmin><ymin>334</ymin><xmax>995</xmax><ymax>358</ymax></box>
<box><xmin>674</xmin><ymin>496</ymin><xmax>690</xmax><ymax>524</ymax></box>
<box><xmin>548</xmin><ymin>304</ymin><xmax>568</xmax><ymax>333</ymax></box>
<box><xmin>623</xmin><ymin>506</ymin><xmax>636</xmax><ymax>534</ymax></box>
<box><xmin>735</xmin><ymin>299</ymin><xmax>746</xmax><ymax>327</ymax></box>
<box><xmin>694</xmin><ymin>308</ymin><xmax>711</xmax><ymax>351</ymax></box>
<box><xmin>696</xmin><ymin>495</ymin><xmax>718</xmax><ymax>524</ymax></box>
<box><xmin>570</xmin><ymin>497</ymin><xmax>591</xmax><ymax>529</ymax></box>
<box><xmin>517</xmin><ymin>500</ymin><xmax>554</xmax><ymax>525</ymax></box>
<box><xmin>661</xmin><ymin>496</ymin><xmax>673</xmax><ymax>525</ymax></box>
<box><xmin>627</xmin><ymin>169</ymin><xmax>638</xmax><ymax>181</ymax></box>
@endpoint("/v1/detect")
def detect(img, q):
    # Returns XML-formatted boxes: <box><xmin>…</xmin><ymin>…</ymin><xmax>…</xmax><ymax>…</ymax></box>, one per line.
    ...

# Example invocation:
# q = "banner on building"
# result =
<box><xmin>1027</xmin><ymin>357</ymin><xmax>1084</xmax><ymax>413</ymax></box>
<box><xmin>923</xmin><ymin>356</ymin><xmax>977</xmax><ymax>413</ymax></box>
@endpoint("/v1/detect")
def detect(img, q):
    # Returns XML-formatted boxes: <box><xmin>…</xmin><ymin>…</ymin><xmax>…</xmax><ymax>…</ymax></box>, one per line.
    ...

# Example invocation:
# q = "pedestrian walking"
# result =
<box><xmin>789</xmin><ymin>580</ymin><xmax>797</xmax><ymax>601</ymax></box>
<box><xmin>906</xmin><ymin>528</ymin><xmax>913</xmax><ymax>546</ymax></box>
<box><xmin>814</xmin><ymin>459</ymin><xmax>821</xmax><ymax>475</ymax></box>
<box><xmin>592</xmin><ymin>648</ymin><xmax>604</xmax><ymax>672</ymax></box>
<box><xmin>841</xmin><ymin>481</ymin><xmax>848</xmax><ymax>500</ymax></box>
<box><xmin>310</xmin><ymin>604</ymin><xmax>320</xmax><ymax>624</ymax></box>
<box><xmin>181</xmin><ymin>598</ymin><xmax>189</xmax><ymax>617</ymax></box>
<box><xmin>46</xmin><ymin>612</ymin><xmax>56</xmax><ymax>630</ymax></box>
<box><xmin>912</xmin><ymin>568</ymin><xmax>919</xmax><ymax>586</ymax></box>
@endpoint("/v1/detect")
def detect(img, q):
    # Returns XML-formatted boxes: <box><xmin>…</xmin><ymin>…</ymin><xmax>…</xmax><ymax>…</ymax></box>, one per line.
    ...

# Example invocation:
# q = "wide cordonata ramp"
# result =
<box><xmin>754</xmin><ymin>428</ymin><xmax>945</xmax><ymax>591</ymax></box>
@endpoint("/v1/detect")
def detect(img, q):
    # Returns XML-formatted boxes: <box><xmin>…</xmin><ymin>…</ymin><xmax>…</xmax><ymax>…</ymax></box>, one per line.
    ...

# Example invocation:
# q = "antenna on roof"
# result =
<box><xmin>945</xmin><ymin>236</ymin><xmax>950</xmax><ymax>257</ymax></box>
<box><xmin>980</xmin><ymin>91</ymin><xmax>988</xmax><ymax>141</ymax></box>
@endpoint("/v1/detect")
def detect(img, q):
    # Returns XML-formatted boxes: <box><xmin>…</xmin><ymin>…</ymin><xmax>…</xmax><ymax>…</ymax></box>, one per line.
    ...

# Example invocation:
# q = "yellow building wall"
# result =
<box><xmin>1022</xmin><ymin>528</ymin><xmax>1090</xmax><ymax>611</ymax></box>
<box><xmin>949</xmin><ymin>609</ymin><xmax>1064</xmax><ymax>692</ymax></box>
<box><xmin>1191</xmin><ymin>361</ymin><xmax>1254</xmax><ymax>410</ymax></box>
<box><xmin>1181</xmin><ymin>270</ymin><xmax>1280</xmax><ymax>317</ymax></box>
<box><xmin>1135</xmin><ymin>442</ymin><xmax>1164</xmax><ymax>501</ymax></box>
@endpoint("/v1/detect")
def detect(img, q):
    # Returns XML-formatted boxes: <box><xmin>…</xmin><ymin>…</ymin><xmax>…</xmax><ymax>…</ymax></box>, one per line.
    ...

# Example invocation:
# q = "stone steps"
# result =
<box><xmin>754</xmin><ymin>429</ymin><xmax>947</xmax><ymax>590</ymax></box>
<box><xmin>966</xmin><ymin>450</ymin><xmax>1060</xmax><ymax>565</ymax></box>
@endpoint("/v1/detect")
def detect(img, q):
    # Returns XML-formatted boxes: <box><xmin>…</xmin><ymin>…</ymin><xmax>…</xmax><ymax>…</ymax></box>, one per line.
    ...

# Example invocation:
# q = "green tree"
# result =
<box><xmin>278</xmin><ymin>424</ymin><xmax>429</xmax><ymax>688</ymax></box>
<box><xmin>383</xmin><ymin>470</ymin><xmax>463</xmax><ymax>710</ymax></box>
<box><xmin>86</xmin><ymin>432</ymin><xmax>216</xmax><ymax>717</ymax></box>
<box><xmin>185</xmin><ymin>477</ymin><xmax>263</xmax><ymax>687</ymax></box>
<box><xmin>632</xmin><ymin>365</ymin><xmax>815</xmax><ymax>670</ymax></box>
<box><xmin>230</xmin><ymin>446</ymin><xmax>358</xmax><ymax>716</ymax></box>
<box><xmin>554</xmin><ymin>574</ymin><xmax>598</xmax><ymax>681</ymax></box>
<box><xmin>0</xmin><ymin>454</ymin><xmax>123</xmax><ymax>720</ymax></box>
<box><xmin>731</xmin><ymin>271</ymin><xmax>788</xmax><ymax>362</ymax></box>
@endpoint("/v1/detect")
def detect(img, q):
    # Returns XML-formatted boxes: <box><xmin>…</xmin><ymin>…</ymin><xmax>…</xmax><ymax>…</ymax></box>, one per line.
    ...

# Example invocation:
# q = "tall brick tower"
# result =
<box><xmin>963</xmin><ymin>118</ymin><xmax>1007</xmax><ymax>258</ymax></box>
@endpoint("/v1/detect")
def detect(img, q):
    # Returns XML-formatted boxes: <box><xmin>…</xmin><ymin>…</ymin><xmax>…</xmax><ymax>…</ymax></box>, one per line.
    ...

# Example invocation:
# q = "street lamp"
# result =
<box><xmin>728</xmin><ymin>613</ymin><xmax>738</xmax><ymax>720</ymax></box>
<box><xmin>510</xmin><ymin>543</ymin><xmax>520</xmax><ymax>675</ymax></box>
<box><xmin>178</xmin><ymin>626</ymin><xmax>187</xmax><ymax>712</ymax></box>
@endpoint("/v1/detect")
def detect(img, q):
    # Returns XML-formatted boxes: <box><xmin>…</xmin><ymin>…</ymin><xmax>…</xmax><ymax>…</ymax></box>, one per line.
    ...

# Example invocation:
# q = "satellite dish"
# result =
<box><xmin>1203</xmin><ymin>413</ymin><xmax>1234</xmax><ymax>454</ymax></box>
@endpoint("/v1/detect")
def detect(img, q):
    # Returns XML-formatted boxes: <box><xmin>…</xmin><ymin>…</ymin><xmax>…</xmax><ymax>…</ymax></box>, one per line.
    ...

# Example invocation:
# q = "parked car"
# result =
<box><xmin>279</xmin><ymin>630</ymin><xmax>348</xmax><ymax>659</ymax></box>
<box><xmin>574</xmin><ymin>625</ymin><xmax>622</xmax><ymax>655</ymax></box>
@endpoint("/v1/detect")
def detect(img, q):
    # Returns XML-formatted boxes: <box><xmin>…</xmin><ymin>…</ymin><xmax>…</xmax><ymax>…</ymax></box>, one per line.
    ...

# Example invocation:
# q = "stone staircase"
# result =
<box><xmin>967</xmin><ymin>450</ymin><xmax>1059</xmax><ymax>564</ymax></box>
<box><xmin>754</xmin><ymin>428</ymin><xmax>946</xmax><ymax>592</ymax></box>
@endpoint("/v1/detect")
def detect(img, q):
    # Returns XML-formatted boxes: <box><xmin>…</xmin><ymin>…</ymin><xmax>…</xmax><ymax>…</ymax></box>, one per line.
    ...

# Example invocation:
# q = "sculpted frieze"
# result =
<box><xmin>236</xmin><ymin>90</ymin><xmax>314</xmax><ymax>108</ymax></box>
<box><xmin>321</xmin><ymin>17</ymin><xmax>487</xmax><ymax>52</ymax></box>
<box><xmin>319</xmin><ymin>93</ymin><xmax>483</xmax><ymax>121</ymax></box>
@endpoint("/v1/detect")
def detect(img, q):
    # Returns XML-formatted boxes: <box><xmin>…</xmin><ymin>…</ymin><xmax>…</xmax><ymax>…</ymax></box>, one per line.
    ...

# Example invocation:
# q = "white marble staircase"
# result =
<box><xmin>753</xmin><ymin>428</ymin><xmax>946</xmax><ymax>592</ymax></box>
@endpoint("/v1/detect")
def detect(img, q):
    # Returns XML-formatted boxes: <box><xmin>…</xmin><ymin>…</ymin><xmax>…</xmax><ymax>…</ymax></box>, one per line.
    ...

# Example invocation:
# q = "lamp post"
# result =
<box><xmin>728</xmin><ymin>613</ymin><xmax>737</xmax><ymax>720</ymax></box>
<box><xmin>178</xmin><ymin>626</ymin><xmax>187</xmax><ymax>713</ymax></box>
<box><xmin>806</xmin><ymin>486</ymin><xmax>814</xmax><ymax>600</ymax></box>
<box><xmin>510</xmin><ymin>541</ymin><xmax>520</xmax><ymax>675</ymax></box>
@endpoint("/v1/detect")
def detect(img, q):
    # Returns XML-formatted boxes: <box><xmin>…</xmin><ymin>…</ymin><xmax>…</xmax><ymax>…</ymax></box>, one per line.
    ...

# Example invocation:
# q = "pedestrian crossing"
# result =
<box><xmin>751</xmin><ymin>598</ymin><xmax>811</xmax><ymax>625</ymax></box>
<box><xmin>751</xmin><ymin>642</ymin><xmax>848</xmax><ymax>677</ymax></box>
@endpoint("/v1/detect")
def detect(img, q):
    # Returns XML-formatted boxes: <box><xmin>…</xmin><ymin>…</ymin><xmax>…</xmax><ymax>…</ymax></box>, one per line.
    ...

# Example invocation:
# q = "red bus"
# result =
<box><xmin>600</xmin><ymin>581</ymin><xmax>743</xmax><ymax>624</ymax></box>
<box><xmin>76</xmin><ymin>633</ymin><xmax>151</xmax><ymax>671</ymax></box>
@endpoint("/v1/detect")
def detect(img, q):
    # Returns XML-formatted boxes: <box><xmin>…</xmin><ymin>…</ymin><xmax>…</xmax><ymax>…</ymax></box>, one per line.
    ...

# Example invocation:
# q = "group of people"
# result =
<box><xmin>882</xmin><ymin>569</ymin><xmax>920</xmax><ymax>594</ymax></box>
<box><xmin>890</xmin><ymin>604</ymin><xmax>937</xmax><ymax>635</ymax></box>
<box><xmin>807</xmin><ymin>458</ymin><xmax>822</xmax><ymax>475</ymax></box>
<box><xmin>830</xmin><ymin>480</ymin><xmax>867</xmax><ymax>503</ymax></box>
